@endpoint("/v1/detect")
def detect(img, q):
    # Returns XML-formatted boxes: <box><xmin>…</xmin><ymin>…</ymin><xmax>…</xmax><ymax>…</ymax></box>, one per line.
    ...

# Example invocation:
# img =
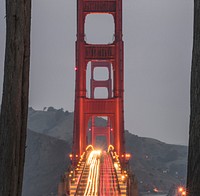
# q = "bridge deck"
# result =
<box><xmin>99</xmin><ymin>151</ymin><xmax>120</xmax><ymax>195</ymax></box>
<box><xmin>69</xmin><ymin>150</ymin><xmax>128</xmax><ymax>196</ymax></box>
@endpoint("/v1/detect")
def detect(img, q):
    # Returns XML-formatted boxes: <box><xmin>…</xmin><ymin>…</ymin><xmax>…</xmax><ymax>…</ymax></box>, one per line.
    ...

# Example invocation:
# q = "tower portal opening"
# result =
<box><xmin>94</xmin><ymin>87</ymin><xmax>108</xmax><ymax>99</ymax></box>
<box><xmin>86</xmin><ymin>61</ymin><xmax>113</xmax><ymax>98</ymax></box>
<box><xmin>94</xmin><ymin>67</ymin><xmax>109</xmax><ymax>80</ymax></box>
<box><xmin>85</xmin><ymin>14</ymin><xmax>114</xmax><ymax>44</ymax></box>
<box><xmin>87</xmin><ymin>116</ymin><xmax>113</xmax><ymax>148</ymax></box>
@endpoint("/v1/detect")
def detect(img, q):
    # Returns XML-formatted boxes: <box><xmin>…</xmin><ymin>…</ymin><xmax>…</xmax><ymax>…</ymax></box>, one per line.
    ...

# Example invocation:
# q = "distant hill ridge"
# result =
<box><xmin>23</xmin><ymin>107</ymin><xmax>187</xmax><ymax>195</ymax></box>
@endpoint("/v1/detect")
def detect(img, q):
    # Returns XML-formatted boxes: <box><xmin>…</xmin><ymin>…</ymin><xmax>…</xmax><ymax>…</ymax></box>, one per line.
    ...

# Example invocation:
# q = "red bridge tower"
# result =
<box><xmin>72</xmin><ymin>0</ymin><xmax>125</xmax><ymax>162</ymax></box>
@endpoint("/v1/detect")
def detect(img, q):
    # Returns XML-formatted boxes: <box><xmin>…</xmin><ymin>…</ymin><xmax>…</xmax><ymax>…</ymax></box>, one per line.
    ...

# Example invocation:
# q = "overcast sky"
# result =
<box><xmin>0</xmin><ymin>0</ymin><xmax>193</xmax><ymax>145</ymax></box>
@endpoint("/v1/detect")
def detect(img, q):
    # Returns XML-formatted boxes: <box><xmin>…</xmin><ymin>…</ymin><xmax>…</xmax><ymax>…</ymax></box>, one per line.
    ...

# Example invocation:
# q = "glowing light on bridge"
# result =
<box><xmin>153</xmin><ymin>187</ymin><xmax>159</xmax><ymax>193</ymax></box>
<box><xmin>86</xmin><ymin>145</ymin><xmax>94</xmax><ymax>151</ymax></box>
<box><xmin>114</xmin><ymin>162</ymin><xmax>119</xmax><ymax>169</ymax></box>
<box><xmin>84</xmin><ymin>150</ymin><xmax>101</xmax><ymax>196</ymax></box>
<box><xmin>107</xmin><ymin>144</ymin><xmax>114</xmax><ymax>152</ymax></box>
<box><xmin>179</xmin><ymin>187</ymin><xmax>183</xmax><ymax>192</ymax></box>
<box><xmin>178</xmin><ymin>186</ymin><xmax>187</xmax><ymax>196</ymax></box>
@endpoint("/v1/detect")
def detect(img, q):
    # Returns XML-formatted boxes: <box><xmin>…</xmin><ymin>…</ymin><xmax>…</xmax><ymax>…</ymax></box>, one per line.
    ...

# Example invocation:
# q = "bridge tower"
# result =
<box><xmin>72</xmin><ymin>0</ymin><xmax>125</xmax><ymax>163</ymax></box>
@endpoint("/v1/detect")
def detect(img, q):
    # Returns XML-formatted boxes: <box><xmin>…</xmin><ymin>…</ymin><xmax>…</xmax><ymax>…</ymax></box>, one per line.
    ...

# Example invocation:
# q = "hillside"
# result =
<box><xmin>23</xmin><ymin>107</ymin><xmax>188</xmax><ymax>195</ymax></box>
<box><xmin>125</xmin><ymin>132</ymin><xmax>187</xmax><ymax>193</ymax></box>
<box><xmin>22</xmin><ymin>129</ymin><xmax>71</xmax><ymax>196</ymax></box>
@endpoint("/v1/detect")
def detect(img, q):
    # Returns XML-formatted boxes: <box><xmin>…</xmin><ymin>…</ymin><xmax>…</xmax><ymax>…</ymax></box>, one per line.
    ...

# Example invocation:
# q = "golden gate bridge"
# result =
<box><xmin>58</xmin><ymin>0</ymin><xmax>138</xmax><ymax>195</ymax></box>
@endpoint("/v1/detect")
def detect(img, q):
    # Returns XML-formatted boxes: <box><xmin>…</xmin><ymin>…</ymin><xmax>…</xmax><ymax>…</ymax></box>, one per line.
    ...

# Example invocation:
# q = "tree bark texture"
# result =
<box><xmin>0</xmin><ymin>0</ymin><xmax>31</xmax><ymax>195</ymax></box>
<box><xmin>187</xmin><ymin>0</ymin><xmax>200</xmax><ymax>195</ymax></box>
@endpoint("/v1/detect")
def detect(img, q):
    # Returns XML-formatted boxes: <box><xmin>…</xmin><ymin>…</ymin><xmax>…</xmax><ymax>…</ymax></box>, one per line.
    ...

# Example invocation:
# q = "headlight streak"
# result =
<box><xmin>99</xmin><ymin>151</ymin><xmax>121</xmax><ymax>195</ymax></box>
<box><xmin>74</xmin><ymin>150</ymin><xmax>124</xmax><ymax>195</ymax></box>
<box><xmin>84</xmin><ymin>150</ymin><xmax>101</xmax><ymax>196</ymax></box>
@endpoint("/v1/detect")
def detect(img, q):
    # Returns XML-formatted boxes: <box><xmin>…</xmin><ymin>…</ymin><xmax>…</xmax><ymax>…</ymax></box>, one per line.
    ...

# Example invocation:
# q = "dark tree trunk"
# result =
<box><xmin>0</xmin><ymin>0</ymin><xmax>31</xmax><ymax>195</ymax></box>
<box><xmin>187</xmin><ymin>0</ymin><xmax>200</xmax><ymax>195</ymax></box>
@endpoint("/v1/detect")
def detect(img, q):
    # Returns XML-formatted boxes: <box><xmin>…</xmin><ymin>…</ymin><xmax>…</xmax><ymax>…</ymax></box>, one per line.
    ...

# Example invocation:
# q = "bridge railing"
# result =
<box><xmin>109</xmin><ymin>150</ymin><xmax>122</xmax><ymax>194</ymax></box>
<box><xmin>74</xmin><ymin>155</ymin><xmax>87</xmax><ymax>195</ymax></box>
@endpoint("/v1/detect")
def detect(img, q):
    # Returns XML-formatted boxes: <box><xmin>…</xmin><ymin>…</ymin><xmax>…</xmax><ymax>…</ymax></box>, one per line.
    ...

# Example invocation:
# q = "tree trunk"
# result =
<box><xmin>187</xmin><ymin>0</ymin><xmax>200</xmax><ymax>195</ymax></box>
<box><xmin>0</xmin><ymin>0</ymin><xmax>31</xmax><ymax>195</ymax></box>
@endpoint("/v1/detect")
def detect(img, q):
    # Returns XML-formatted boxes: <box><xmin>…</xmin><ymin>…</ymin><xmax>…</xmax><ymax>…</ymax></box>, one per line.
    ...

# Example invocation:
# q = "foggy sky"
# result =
<box><xmin>0</xmin><ymin>0</ymin><xmax>193</xmax><ymax>145</ymax></box>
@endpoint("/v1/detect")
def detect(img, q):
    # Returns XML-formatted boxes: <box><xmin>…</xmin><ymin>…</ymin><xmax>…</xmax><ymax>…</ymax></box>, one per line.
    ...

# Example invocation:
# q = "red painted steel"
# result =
<box><xmin>73</xmin><ymin>0</ymin><xmax>125</xmax><ymax>163</ymax></box>
<box><xmin>90</xmin><ymin>61</ymin><xmax>112</xmax><ymax>99</ymax></box>
<box><xmin>90</xmin><ymin>62</ymin><xmax>112</xmax><ymax>147</ymax></box>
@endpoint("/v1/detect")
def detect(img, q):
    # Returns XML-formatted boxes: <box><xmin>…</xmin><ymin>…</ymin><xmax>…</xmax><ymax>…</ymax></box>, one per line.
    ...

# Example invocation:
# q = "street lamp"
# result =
<box><xmin>178</xmin><ymin>186</ymin><xmax>186</xmax><ymax>196</ymax></box>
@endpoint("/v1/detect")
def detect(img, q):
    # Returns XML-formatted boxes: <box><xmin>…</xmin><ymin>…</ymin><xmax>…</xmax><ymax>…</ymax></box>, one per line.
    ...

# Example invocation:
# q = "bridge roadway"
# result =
<box><xmin>99</xmin><ymin>151</ymin><xmax>120</xmax><ymax>195</ymax></box>
<box><xmin>70</xmin><ymin>149</ymin><xmax>127</xmax><ymax>196</ymax></box>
